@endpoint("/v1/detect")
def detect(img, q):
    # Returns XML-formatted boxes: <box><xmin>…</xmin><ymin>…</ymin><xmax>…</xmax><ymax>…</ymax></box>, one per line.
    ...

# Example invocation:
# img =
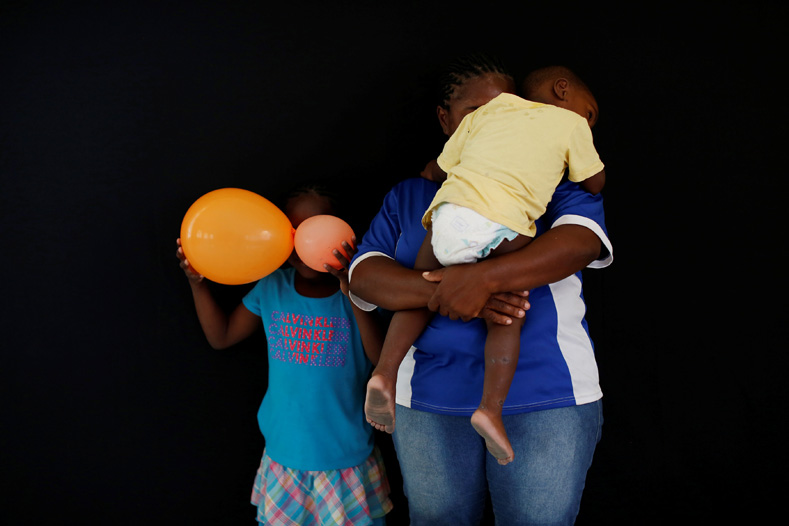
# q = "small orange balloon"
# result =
<box><xmin>180</xmin><ymin>188</ymin><xmax>294</xmax><ymax>285</ymax></box>
<box><xmin>294</xmin><ymin>215</ymin><xmax>355</xmax><ymax>272</ymax></box>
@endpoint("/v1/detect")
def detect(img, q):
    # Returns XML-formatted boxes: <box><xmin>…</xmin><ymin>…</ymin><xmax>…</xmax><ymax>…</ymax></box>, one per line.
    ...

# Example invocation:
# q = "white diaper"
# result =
<box><xmin>430</xmin><ymin>202</ymin><xmax>519</xmax><ymax>266</ymax></box>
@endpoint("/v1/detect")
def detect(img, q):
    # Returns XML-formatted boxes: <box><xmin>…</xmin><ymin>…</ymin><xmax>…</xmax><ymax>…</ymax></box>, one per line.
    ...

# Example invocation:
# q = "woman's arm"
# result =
<box><xmin>348</xmin><ymin>178</ymin><xmax>530</xmax><ymax>325</ymax></box>
<box><xmin>351</xmin><ymin>255</ymin><xmax>434</xmax><ymax>312</ymax></box>
<box><xmin>350</xmin><ymin>255</ymin><xmax>529</xmax><ymax>325</ymax></box>
<box><xmin>423</xmin><ymin>224</ymin><xmax>601</xmax><ymax>321</ymax></box>
<box><xmin>423</xmin><ymin>177</ymin><xmax>611</xmax><ymax>321</ymax></box>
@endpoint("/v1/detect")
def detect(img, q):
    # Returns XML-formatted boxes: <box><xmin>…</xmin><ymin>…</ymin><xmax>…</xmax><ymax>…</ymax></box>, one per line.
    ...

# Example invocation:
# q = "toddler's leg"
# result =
<box><xmin>366</xmin><ymin>230</ymin><xmax>441</xmax><ymax>434</ymax></box>
<box><xmin>471</xmin><ymin>317</ymin><xmax>524</xmax><ymax>465</ymax></box>
<box><xmin>366</xmin><ymin>308</ymin><xmax>432</xmax><ymax>433</ymax></box>
<box><xmin>469</xmin><ymin>233</ymin><xmax>533</xmax><ymax>465</ymax></box>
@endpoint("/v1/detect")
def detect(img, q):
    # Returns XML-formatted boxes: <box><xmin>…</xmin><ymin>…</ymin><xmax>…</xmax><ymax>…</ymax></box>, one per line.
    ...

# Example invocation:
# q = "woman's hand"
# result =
<box><xmin>324</xmin><ymin>236</ymin><xmax>357</xmax><ymax>296</ymax></box>
<box><xmin>176</xmin><ymin>238</ymin><xmax>205</xmax><ymax>284</ymax></box>
<box><xmin>422</xmin><ymin>265</ymin><xmax>529</xmax><ymax>324</ymax></box>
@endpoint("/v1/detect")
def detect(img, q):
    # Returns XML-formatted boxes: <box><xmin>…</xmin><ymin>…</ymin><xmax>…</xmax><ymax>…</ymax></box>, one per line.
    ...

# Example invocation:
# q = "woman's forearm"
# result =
<box><xmin>425</xmin><ymin>224</ymin><xmax>602</xmax><ymax>321</ymax></box>
<box><xmin>481</xmin><ymin>224</ymin><xmax>602</xmax><ymax>293</ymax></box>
<box><xmin>349</xmin><ymin>256</ymin><xmax>436</xmax><ymax>311</ymax></box>
<box><xmin>350</xmin><ymin>225</ymin><xmax>600</xmax><ymax>322</ymax></box>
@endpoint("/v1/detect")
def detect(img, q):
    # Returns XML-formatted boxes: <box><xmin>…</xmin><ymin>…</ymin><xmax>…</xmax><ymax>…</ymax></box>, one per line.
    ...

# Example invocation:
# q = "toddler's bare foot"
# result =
<box><xmin>471</xmin><ymin>408</ymin><xmax>514</xmax><ymax>465</ymax></box>
<box><xmin>365</xmin><ymin>374</ymin><xmax>396</xmax><ymax>434</ymax></box>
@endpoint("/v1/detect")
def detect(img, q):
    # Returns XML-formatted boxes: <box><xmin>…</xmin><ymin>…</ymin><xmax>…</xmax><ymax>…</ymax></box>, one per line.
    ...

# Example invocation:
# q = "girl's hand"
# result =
<box><xmin>176</xmin><ymin>238</ymin><xmax>205</xmax><ymax>284</ymax></box>
<box><xmin>324</xmin><ymin>236</ymin><xmax>357</xmax><ymax>296</ymax></box>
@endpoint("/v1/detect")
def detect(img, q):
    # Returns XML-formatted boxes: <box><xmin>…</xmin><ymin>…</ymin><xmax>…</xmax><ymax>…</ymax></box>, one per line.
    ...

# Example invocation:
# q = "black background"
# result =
<box><xmin>1</xmin><ymin>2</ymin><xmax>785</xmax><ymax>524</ymax></box>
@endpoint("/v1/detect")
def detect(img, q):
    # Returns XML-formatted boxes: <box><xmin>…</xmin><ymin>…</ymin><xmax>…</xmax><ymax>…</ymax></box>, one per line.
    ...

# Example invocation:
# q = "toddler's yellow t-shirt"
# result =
<box><xmin>424</xmin><ymin>93</ymin><xmax>604</xmax><ymax>237</ymax></box>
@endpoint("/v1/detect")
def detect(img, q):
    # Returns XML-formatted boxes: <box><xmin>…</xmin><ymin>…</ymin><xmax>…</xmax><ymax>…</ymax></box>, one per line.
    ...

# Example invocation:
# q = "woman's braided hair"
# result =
<box><xmin>437</xmin><ymin>53</ymin><xmax>512</xmax><ymax>108</ymax></box>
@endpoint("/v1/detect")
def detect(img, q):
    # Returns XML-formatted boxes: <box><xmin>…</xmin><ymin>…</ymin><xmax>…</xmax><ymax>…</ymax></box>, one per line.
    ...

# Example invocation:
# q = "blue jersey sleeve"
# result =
<box><xmin>352</xmin><ymin>184</ymin><xmax>404</xmax><ymax>262</ymax></box>
<box><xmin>352</xmin><ymin>178</ymin><xmax>439</xmax><ymax>269</ymax></box>
<box><xmin>349</xmin><ymin>178</ymin><xmax>439</xmax><ymax>311</ymax></box>
<box><xmin>351</xmin><ymin>176</ymin><xmax>611</xmax><ymax>273</ymax></box>
<box><xmin>538</xmin><ymin>179</ymin><xmax>612</xmax><ymax>265</ymax></box>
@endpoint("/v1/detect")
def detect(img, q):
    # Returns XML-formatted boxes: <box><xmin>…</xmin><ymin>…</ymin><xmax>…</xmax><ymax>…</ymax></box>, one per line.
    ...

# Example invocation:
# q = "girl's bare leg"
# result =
<box><xmin>365</xmin><ymin>230</ymin><xmax>440</xmax><ymax>433</ymax></box>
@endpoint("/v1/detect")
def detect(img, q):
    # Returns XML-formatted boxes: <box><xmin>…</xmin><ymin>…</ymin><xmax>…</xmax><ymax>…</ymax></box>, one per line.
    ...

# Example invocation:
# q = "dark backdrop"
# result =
<box><xmin>1</xmin><ymin>2</ymin><xmax>785</xmax><ymax>524</ymax></box>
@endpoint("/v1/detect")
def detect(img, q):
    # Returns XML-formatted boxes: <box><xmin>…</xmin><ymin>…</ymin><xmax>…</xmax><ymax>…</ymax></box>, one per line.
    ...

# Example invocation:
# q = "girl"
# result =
<box><xmin>176</xmin><ymin>185</ymin><xmax>392</xmax><ymax>526</ymax></box>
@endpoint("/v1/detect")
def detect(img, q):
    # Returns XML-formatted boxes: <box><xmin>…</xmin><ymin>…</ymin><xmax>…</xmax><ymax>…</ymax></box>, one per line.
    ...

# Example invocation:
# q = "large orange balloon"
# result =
<box><xmin>294</xmin><ymin>215</ymin><xmax>355</xmax><ymax>272</ymax></box>
<box><xmin>180</xmin><ymin>188</ymin><xmax>294</xmax><ymax>285</ymax></box>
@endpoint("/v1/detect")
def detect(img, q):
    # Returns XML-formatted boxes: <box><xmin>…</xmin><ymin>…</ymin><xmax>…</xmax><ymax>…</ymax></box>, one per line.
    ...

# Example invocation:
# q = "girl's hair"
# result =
<box><xmin>438</xmin><ymin>53</ymin><xmax>512</xmax><ymax>108</ymax></box>
<box><xmin>280</xmin><ymin>181</ymin><xmax>341</xmax><ymax>215</ymax></box>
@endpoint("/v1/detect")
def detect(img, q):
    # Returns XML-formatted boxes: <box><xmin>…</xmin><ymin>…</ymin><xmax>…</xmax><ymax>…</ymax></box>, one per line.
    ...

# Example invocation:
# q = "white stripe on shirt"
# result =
<box><xmin>550</xmin><ymin>275</ymin><xmax>603</xmax><ymax>404</ymax></box>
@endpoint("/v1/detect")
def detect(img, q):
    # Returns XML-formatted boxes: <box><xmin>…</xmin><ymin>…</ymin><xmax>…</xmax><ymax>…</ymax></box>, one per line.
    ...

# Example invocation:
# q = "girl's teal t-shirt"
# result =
<box><xmin>243</xmin><ymin>267</ymin><xmax>374</xmax><ymax>471</ymax></box>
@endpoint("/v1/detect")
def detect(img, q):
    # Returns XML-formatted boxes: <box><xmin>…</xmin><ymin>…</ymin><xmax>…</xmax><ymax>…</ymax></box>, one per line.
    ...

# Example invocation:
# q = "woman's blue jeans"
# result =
<box><xmin>391</xmin><ymin>400</ymin><xmax>603</xmax><ymax>526</ymax></box>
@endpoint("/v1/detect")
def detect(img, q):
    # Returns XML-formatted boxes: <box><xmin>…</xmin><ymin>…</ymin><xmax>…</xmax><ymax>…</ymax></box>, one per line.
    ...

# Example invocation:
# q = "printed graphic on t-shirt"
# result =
<box><xmin>266</xmin><ymin>311</ymin><xmax>351</xmax><ymax>367</ymax></box>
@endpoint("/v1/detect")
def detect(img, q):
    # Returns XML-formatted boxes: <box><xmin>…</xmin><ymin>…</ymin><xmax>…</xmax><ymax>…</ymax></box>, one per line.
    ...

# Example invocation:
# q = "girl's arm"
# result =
<box><xmin>177</xmin><ymin>239</ymin><xmax>261</xmax><ymax>349</ymax></box>
<box><xmin>326</xmin><ymin>240</ymin><xmax>385</xmax><ymax>366</ymax></box>
<box><xmin>349</xmin><ymin>302</ymin><xmax>384</xmax><ymax>366</ymax></box>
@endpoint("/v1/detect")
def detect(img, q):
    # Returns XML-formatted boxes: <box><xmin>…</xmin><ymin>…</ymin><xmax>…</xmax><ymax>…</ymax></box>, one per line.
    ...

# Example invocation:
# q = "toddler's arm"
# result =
<box><xmin>420</xmin><ymin>159</ymin><xmax>447</xmax><ymax>184</ymax></box>
<box><xmin>580</xmin><ymin>169</ymin><xmax>605</xmax><ymax>195</ymax></box>
<box><xmin>176</xmin><ymin>239</ymin><xmax>261</xmax><ymax>349</ymax></box>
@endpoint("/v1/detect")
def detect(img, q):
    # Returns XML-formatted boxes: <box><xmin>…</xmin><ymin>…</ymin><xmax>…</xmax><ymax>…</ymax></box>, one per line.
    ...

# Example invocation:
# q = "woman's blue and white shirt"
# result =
<box><xmin>349</xmin><ymin>177</ymin><xmax>613</xmax><ymax>416</ymax></box>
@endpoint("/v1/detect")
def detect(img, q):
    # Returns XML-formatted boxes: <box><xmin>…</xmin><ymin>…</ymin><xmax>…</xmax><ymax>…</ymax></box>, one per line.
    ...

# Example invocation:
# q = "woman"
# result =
<box><xmin>348</xmin><ymin>54</ymin><xmax>613</xmax><ymax>525</ymax></box>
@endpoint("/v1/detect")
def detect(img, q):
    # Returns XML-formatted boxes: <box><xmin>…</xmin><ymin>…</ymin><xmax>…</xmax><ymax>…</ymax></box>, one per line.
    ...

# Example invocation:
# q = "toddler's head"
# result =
<box><xmin>522</xmin><ymin>66</ymin><xmax>599</xmax><ymax>127</ymax></box>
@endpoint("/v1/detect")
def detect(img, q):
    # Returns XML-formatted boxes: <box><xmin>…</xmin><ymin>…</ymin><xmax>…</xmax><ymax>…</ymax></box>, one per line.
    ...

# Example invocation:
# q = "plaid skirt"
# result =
<box><xmin>251</xmin><ymin>447</ymin><xmax>393</xmax><ymax>525</ymax></box>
